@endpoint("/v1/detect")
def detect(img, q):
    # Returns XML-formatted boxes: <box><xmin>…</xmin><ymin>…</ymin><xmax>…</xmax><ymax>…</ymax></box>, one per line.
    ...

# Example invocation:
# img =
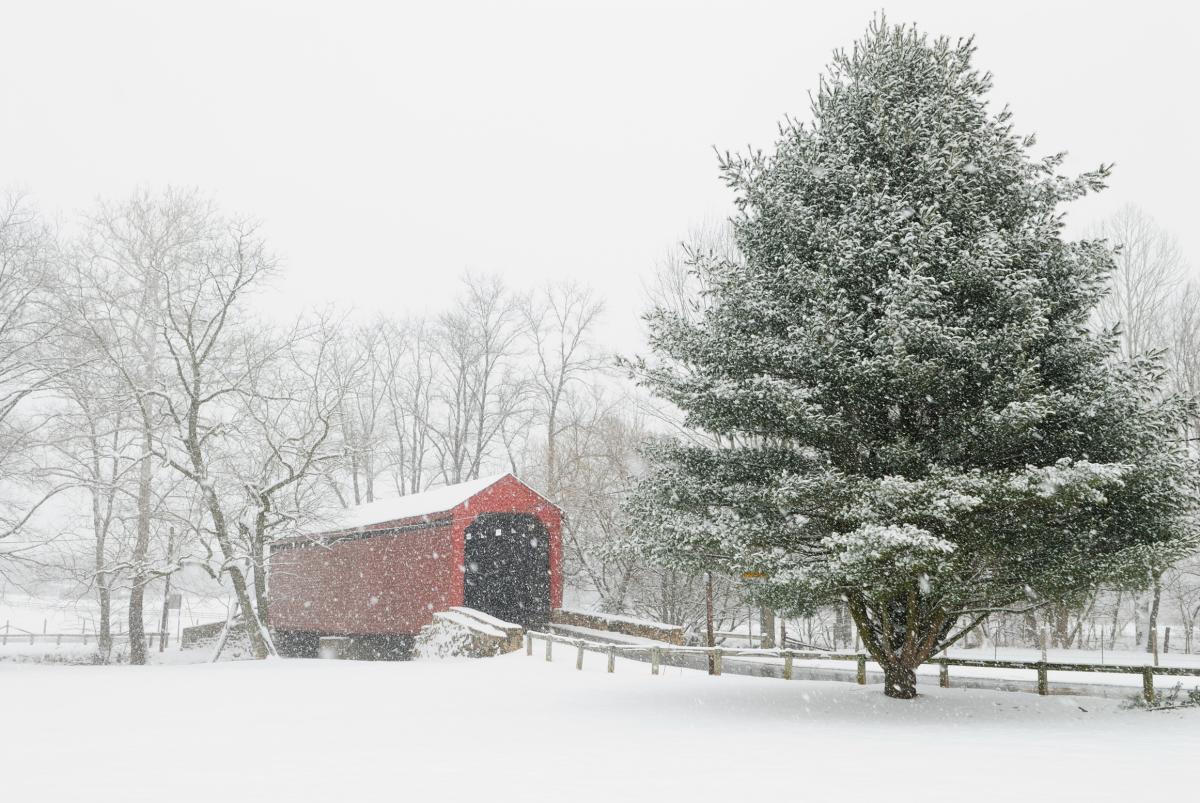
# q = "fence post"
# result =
<box><xmin>606</xmin><ymin>645</ymin><xmax>616</xmax><ymax>673</ymax></box>
<box><xmin>783</xmin><ymin>652</ymin><xmax>793</xmax><ymax>681</ymax></box>
<box><xmin>576</xmin><ymin>641</ymin><xmax>585</xmax><ymax>671</ymax></box>
<box><xmin>545</xmin><ymin>635</ymin><xmax>553</xmax><ymax>662</ymax></box>
<box><xmin>1142</xmin><ymin>667</ymin><xmax>1155</xmax><ymax>704</ymax></box>
<box><xmin>651</xmin><ymin>647</ymin><xmax>661</xmax><ymax>676</ymax></box>
<box><xmin>713</xmin><ymin>648</ymin><xmax>722</xmax><ymax>676</ymax></box>
<box><xmin>525</xmin><ymin>633</ymin><xmax>533</xmax><ymax>656</ymax></box>
<box><xmin>856</xmin><ymin>654</ymin><xmax>867</xmax><ymax>685</ymax></box>
<box><xmin>938</xmin><ymin>661</ymin><xmax>950</xmax><ymax>688</ymax></box>
<box><xmin>56</xmin><ymin>633</ymin><xmax>62</xmax><ymax>646</ymax></box>
<box><xmin>1163</xmin><ymin>626</ymin><xmax>1171</xmax><ymax>655</ymax></box>
<box><xmin>1037</xmin><ymin>663</ymin><xmax>1048</xmax><ymax>696</ymax></box>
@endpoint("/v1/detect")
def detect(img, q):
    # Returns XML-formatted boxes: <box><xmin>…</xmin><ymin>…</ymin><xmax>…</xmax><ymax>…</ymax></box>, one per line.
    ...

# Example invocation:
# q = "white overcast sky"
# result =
<box><xmin>2</xmin><ymin>1</ymin><xmax>1196</xmax><ymax>354</ymax></box>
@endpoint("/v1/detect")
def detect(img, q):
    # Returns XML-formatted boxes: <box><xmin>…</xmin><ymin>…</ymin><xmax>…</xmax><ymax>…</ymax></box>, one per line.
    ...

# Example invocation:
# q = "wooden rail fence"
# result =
<box><xmin>525</xmin><ymin>631</ymin><xmax>1200</xmax><ymax>703</ymax></box>
<box><xmin>1</xmin><ymin>628</ymin><xmax>169</xmax><ymax>648</ymax></box>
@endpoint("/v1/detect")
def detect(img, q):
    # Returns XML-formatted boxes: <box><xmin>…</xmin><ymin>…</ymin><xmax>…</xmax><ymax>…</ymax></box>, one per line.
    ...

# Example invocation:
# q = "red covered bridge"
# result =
<box><xmin>268</xmin><ymin>473</ymin><xmax>562</xmax><ymax>658</ymax></box>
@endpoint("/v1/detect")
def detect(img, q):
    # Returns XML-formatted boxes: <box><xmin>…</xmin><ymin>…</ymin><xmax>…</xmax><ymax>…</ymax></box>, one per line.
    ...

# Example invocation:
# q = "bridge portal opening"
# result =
<box><xmin>463</xmin><ymin>513</ymin><xmax>550</xmax><ymax>628</ymax></box>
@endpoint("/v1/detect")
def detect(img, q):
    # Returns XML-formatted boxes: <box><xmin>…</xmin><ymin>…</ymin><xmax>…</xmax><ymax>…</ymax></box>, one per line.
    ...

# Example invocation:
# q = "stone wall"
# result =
<box><xmin>180</xmin><ymin>620</ymin><xmax>227</xmax><ymax>649</ymax></box>
<box><xmin>180</xmin><ymin>620</ymin><xmax>254</xmax><ymax>659</ymax></box>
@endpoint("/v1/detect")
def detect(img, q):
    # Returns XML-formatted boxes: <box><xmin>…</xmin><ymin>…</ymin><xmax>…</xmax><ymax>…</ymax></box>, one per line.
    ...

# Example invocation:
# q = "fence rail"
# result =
<box><xmin>1</xmin><ymin>630</ymin><xmax>169</xmax><ymax>648</ymax></box>
<box><xmin>525</xmin><ymin>630</ymin><xmax>1200</xmax><ymax>703</ymax></box>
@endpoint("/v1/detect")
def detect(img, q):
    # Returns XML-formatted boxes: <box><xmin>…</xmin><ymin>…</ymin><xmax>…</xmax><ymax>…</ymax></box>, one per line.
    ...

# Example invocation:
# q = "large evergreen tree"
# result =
<box><xmin>625</xmin><ymin>20</ymin><xmax>1197</xmax><ymax>698</ymax></box>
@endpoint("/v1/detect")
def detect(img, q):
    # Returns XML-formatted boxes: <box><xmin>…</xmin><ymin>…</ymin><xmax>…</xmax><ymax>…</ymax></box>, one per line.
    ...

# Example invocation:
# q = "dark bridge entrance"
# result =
<box><xmin>463</xmin><ymin>513</ymin><xmax>550</xmax><ymax>628</ymax></box>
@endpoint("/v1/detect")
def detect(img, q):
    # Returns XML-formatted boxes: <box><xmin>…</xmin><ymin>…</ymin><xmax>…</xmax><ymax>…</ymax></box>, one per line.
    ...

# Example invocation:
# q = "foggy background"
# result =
<box><xmin>1</xmin><ymin>0</ymin><xmax>1195</xmax><ymax>353</ymax></box>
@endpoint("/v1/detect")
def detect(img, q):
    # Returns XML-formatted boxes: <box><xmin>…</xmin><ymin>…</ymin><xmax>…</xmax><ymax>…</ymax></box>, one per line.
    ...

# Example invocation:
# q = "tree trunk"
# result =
<box><xmin>229</xmin><ymin>565</ymin><xmax>271</xmax><ymax>659</ymax></box>
<box><xmin>1133</xmin><ymin>593</ymin><xmax>1147</xmax><ymax>648</ymax></box>
<box><xmin>128</xmin><ymin>264</ymin><xmax>161</xmax><ymax>666</ymax></box>
<box><xmin>203</xmin><ymin>494</ymin><xmax>272</xmax><ymax>660</ymax></box>
<box><xmin>545</xmin><ymin>404</ymin><xmax>558</xmax><ymax>501</ymax></box>
<box><xmin>1053</xmin><ymin>602</ymin><xmax>1070</xmax><ymax>648</ymax></box>
<box><xmin>97</xmin><ymin>585</ymin><xmax>112</xmax><ymax>663</ymax></box>
<box><xmin>91</xmin><ymin>477</ymin><xmax>113</xmax><ymax>663</ymax></box>
<box><xmin>253</xmin><ymin>533</ymin><xmax>270</xmax><ymax>628</ymax></box>
<box><xmin>128</xmin><ymin>423</ymin><xmax>154</xmax><ymax>665</ymax></box>
<box><xmin>1146</xmin><ymin>573</ymin><xmax>1162</xmax><ymax>653</ymax></box>
<box><xmin>882</xmin><ymin>663</ymin><xmax>918</xmax><ymax>699</ymax></box>
<box><xmin>1109</xmin><ymin>590</ymin><xmax>1123</xmax><ymax>649</ymax></box>
<box><xmin>759</xmin><ymin>607</ymin><xmax>776</xmax><ymax>649</ymax></box>
<box><xmin>1023</xmin><ymin>609</ymin><xmax>1039</xmax><ymax>648</ymax></box>
<box><xmin>157</xmin><ymin>574</ymin><xmax>171</xmax><ymax>653</ymax></box>
<box><xmin>704</xmin><ymin>572</ymin><xmax>716</xmax><ymax>674</ymax></box>
<box><xmin>846</xmin><ymin>592</ymin><xmax>952</xmax><ymax>700</ymax></box>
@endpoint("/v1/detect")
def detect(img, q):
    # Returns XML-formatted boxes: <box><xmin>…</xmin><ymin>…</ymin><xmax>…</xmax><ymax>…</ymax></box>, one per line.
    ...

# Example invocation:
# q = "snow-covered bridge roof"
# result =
<box><xmin>329</xmin><ymin>473</ymin><xmax>509</xmax><ymax>531</ymax></box>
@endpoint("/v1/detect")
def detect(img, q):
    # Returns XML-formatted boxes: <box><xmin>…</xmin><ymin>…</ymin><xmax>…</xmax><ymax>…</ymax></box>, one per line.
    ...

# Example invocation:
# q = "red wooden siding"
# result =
<box><xmin>268</xmin><ymin>474</ymin><xmax>561</xmax><ymax>637</ymax></box>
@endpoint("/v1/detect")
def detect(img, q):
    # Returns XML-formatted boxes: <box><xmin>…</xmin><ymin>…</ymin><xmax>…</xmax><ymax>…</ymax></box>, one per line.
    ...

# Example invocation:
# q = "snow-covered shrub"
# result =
<box><xmin>1125</xmin><ymin>683</ymin><xmax>1200</xmax><ymax>711</ymax></box>
<box><xmin>414</xmin><ymin>620</ymin><xmax>473</xmax><ymax>660</ymax></box>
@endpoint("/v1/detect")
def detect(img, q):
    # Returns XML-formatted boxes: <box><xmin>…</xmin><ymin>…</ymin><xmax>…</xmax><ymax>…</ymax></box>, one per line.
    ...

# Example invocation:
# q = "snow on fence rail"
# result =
<box><xmin>524</xmin><ymin>630</ymin><xmax>1200</xmax><ymax>703</ymax></box>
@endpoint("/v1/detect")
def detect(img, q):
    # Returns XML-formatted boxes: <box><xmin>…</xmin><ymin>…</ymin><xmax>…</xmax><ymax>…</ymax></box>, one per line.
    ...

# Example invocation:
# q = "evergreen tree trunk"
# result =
<box><xmin>760</xmin><ymin>607</ymin><xmax>776</xmax><ymax>648</ymax></box>
<box><xmin>705</xmin><ymin>572</ymin><xmax>716</xmax><ymax>675</ymax></box>
<box><xmin>1023</xmin><ymin>610</ymin><xmax>1039</xmax><ymax>648</ymax></box>
<box><xmin>848</xmin><ymin>594</ymin><xmax>951</xmax><ymax>699</ymax></box>
<box><xmin>1053</xmin><ymin>603</ymin><xmax>1070</xmax><ymax>648</ymax></box>
<box><xmin>882</xmin><ymin>664</ymin><xmax>918</xmax><ymax>699</ymax></box>
<box><xmin>1109</xmin><ymin>590</ymin><xmax>1123</xmax><ymax>650</ymax></box>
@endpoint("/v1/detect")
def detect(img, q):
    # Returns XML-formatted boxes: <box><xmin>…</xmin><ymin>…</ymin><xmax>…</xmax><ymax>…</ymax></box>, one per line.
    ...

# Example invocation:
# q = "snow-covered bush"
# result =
<box><xmin>414</xmin><ymin>619</ymin><xmax>474</xmax><ymax>660</ymax></box>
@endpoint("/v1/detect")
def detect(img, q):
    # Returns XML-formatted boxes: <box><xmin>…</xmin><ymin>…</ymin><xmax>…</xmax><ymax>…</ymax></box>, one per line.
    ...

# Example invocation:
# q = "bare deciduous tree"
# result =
<box><xmin>67</xmin><ymin>188</ymin><xmax>216</xmax><ymax>663</ymax></box>
<box><xmin>522</xmin><ymin>281</ymin><xmax>605</xmax><ymax>501</ymax></box>
<box><xmin>1090</xmin><ymin>205</ymin><xmax>1191</xmax><ymax>652</ymax></box>
<box><xmin>147</xmin><ymin>212</ymin><xmax>346</xmax><ymax>659</ymax></box>
<box><xmin>429</xmin><ymin>271</ymin><xmax>527</xmax><ymax>483</ymax></box>
<box><xmin>1093</xmin><ymin>204</ymin><xmax>1184</xmax><ymax>359</ymax></box>
<box><xmin>0</xmin><ymin>193</ymin><xmax>65</xmax><ymax>569</ymax></box>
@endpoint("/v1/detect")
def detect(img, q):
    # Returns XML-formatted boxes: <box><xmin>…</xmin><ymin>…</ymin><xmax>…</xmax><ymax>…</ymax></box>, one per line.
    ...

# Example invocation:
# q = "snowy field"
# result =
<box><xmin>2</xmin><ymin>650</ymin><xmax>1196</xmax><ymax>802</ymax></box>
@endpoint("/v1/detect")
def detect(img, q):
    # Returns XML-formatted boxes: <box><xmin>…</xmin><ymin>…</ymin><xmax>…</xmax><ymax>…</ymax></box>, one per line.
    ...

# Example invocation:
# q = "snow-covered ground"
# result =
<box><xmin>3</xmin><ymin>649</ymin><xmax>1196</xmax><ymax>802</ymax></box>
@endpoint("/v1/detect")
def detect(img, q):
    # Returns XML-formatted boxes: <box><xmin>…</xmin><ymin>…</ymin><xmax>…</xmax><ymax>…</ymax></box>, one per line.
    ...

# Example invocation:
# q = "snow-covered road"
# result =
<box><xmin>2</xmin><ymin>650</ymin><xmax>1195</xmax><ymax>802</ymax></box>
